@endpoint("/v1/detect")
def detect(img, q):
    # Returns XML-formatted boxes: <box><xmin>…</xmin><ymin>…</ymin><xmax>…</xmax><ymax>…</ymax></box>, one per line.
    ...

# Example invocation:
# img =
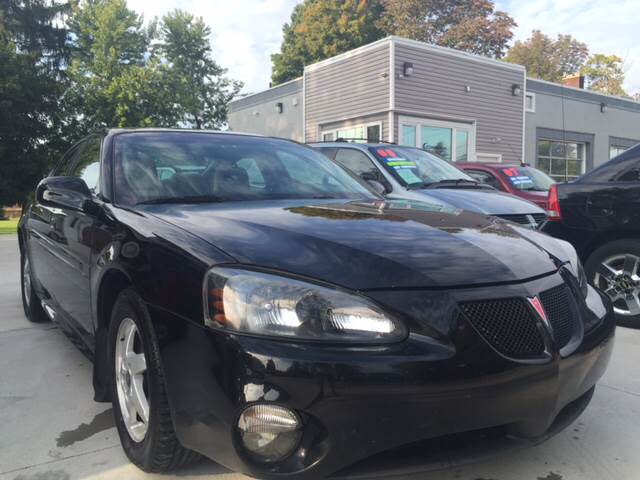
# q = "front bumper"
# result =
<box><xmin>154</xmin><ymin>271</ymin><xmax>615</xmax><ymax>479</ymax></box>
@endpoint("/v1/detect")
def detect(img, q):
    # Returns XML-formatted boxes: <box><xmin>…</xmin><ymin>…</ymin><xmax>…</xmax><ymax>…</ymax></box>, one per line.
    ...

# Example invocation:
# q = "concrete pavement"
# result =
<box><xmin>1</xmin><ymin>233</ymin><xmax>639</xmax><ymax>480</ymax></box>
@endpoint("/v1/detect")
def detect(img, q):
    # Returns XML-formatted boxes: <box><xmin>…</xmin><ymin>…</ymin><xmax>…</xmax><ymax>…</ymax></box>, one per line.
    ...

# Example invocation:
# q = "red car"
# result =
<box><xmin>458</xmin><ymin>163</ymin><xmax>555</xmax><ymax>211</ymax></box>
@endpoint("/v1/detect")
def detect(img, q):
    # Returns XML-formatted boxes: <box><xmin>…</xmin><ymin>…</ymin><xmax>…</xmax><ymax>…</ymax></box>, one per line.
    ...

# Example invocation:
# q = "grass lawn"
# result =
<box><xmin>0</xmin><ymin>219</ymin><xmax>19</xmax><ymax>235</ymax></box>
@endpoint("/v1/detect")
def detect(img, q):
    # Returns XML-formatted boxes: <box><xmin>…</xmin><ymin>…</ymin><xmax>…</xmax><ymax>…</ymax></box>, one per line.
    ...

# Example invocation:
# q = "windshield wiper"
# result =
<box><xmin>136</xmin><ymin>195</ymin><xmax>226</xmax><ymax>205</ymax></box>
<box><xmin>420</xmin><ymin>179</ymin><xmax>479</xmax><ymax>189</ymax></box>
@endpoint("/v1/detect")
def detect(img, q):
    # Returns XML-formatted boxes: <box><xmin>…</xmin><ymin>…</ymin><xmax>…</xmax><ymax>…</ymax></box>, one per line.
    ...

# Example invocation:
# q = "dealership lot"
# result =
<box><xmin>1</xmin><ymin>233</ymin><xmax>640</xmax><ymax>480</ymax></box>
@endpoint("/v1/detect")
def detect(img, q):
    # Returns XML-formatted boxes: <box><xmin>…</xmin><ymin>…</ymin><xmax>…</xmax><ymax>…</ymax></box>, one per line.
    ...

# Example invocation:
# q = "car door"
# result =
<box><xmin>37</xmin><ymin>135</ymin><xmax>102</xmax><ymax>341</ymax></box>
<box><xmin>26</xmin><ymin>143</ymin><xmax>83</xmax><ymax>314</ymax></box>
<box><xmin>333</xmin><ymin>148</ymin><xmax>392</xmax><ymax>193</ymax></box>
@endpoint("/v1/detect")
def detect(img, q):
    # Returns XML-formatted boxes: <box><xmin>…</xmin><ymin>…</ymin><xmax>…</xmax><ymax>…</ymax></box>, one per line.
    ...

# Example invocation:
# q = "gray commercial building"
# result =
<box><xmin>228</xmin><ymin>36</ymin><xmax>640</xmax><ymax>181</ymax></box>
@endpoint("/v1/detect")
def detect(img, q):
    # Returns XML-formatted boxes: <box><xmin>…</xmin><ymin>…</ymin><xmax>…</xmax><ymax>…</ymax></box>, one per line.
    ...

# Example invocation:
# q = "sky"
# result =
<box><xmin>127</xmin><ymin>0</ymin><xmax>640</xmax><ymax>97</ymax></box>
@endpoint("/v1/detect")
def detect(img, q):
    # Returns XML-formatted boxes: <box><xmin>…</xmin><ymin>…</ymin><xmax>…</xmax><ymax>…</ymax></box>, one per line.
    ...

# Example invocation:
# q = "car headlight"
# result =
<box><xmin>203</xmin><ymin>267</ymin><xmax>407</xmax><ymax>343</ymax></box>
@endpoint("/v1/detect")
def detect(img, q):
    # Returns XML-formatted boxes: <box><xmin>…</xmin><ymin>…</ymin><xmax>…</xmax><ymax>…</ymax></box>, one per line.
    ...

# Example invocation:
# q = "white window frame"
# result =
<box><xmin>319</xmin><ymin>121</ymin><xmax>383</xmax><ymax>142</ymax></box>
<box><xmin>476</xmin><ymin>153</ymin><xmax>503</xmax><ymax>163</ymax></box>
<box><xmin>398</xmin><ymin>116</ymin><xmax>476</xmax><ymax>162</ymax></box>
<box><xmin>525</xmin><ymin>92</ymin><xmax>536</xmax><ymax>113</ymax></box>
<box><xmin>537</xmin><ymin>139</ymin><xmax>587</xmax><ymax>180</ymax></box>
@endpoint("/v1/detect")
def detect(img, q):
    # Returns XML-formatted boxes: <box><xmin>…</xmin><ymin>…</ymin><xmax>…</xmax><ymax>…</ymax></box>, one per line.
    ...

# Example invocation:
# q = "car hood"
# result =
<box><xmin>405</xmin><ymin>188</ymin><xmax>545</xmax><ymax>215</ymax></box>
<box><xmin>145</xmin><ymin>199</ymin><xmax>559</xmax><ymax>290</ymax></box>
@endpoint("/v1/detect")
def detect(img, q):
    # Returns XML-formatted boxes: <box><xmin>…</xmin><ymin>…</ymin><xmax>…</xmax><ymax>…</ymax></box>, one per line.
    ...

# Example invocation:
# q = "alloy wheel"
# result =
<box><xmin>594</xmin><ymin>254</ymin><xmax>640</xmax><ymax>317</ymax></box>
<box><xmin>115</xmin><ymin>318</ymin><xmax>149</xmax><ymax>443</ymax></box>
<box><xmin>23</xmin><ymin>257</ymin><xmax>32</xmax><ymax>308</ymax></box>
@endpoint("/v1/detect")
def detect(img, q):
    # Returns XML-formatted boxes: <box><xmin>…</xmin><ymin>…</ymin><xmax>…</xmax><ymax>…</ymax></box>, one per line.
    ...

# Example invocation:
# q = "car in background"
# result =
<box><xmin>543</xmin><ymin>143</ymin><xmax>640</xmax><ymax>327</ymax></box>
<box><xmin>459</xmin><ymin>163</ymin><xmax>555</xmax><ymax>211</ymax></box>
<box><xmin>19</xmin><ymin>129</ymin><xmax>614</xmax><ymax>479</ymax></box>
<box><xmin>310</xmin><ymin>142</ymin><xmax>548</xmax><ymax>229</ymax></box>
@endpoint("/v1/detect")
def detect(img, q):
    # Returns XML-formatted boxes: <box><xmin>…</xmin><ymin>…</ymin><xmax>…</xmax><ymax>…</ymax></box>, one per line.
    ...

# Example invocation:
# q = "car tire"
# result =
<box><xmin>585</xmin><ymin>239</ymin><xmax>640</xmax><ymax>328</ymax></box>
<box><xmin>20</xmin><ymin>252</ymin><xmax>48</xmax><ymax>323</ymax></box>
<box><xmin>108</xmin><ymin>287</ymin><xmax>199</xmax><ymax>472</ymax></box>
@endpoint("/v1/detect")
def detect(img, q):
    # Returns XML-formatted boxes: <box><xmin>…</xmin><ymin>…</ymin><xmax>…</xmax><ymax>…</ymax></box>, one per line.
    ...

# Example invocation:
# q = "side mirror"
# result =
<box><xmin>366</xmin><ymin>179</ymin><xmax>387</xmax><ymax>196</ymax></box>
<box><xmin>36</xmin><ymin>176</ymin><xmax>93</xmax><ymax>211</ymax></box>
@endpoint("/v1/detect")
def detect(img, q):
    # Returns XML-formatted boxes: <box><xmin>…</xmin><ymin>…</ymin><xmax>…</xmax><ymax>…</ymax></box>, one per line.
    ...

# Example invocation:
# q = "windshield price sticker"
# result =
<box><xmin>396</xmin><ymin>169</ymin><xmax>422</xmax><ymax>184</ymax></box>
<box><xmin>385</xmin><ymin>160</ymin><xmax>415</xmax><ymax>167</ymax></box>
<box><xmin>509</xmin><ymin>175</ymin><xmax>534</xmax><ymax>185</ymax></box>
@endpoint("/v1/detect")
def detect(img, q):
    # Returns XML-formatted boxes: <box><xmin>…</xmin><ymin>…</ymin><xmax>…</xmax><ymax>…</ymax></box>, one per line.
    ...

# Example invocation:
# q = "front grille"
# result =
<box><xmin>496</xmin><ymin>213</ymin><xmax>547</xmax><ymax>228</ymax></box>
<box><xmin>460</xmin><ymin>298</ymin><xmax>545</xmax><ymax>358</ymax></box>
<box><xmin>539</xmin><ymin>284</ymin><xmax>575</xmax><ymax>349</ymax></box>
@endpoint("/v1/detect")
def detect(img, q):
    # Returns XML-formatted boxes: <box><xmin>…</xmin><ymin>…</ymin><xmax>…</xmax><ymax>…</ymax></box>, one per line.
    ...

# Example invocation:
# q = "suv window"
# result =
<box><xmin>67</xmin><ymin>136</ymin><xmax>102</xmax><ymax>192</ymax></box>
<box><xmin>334</xmin><ymin>148</ymin><xmax>380</xmax><ymax>179</ymax></box>
<box><xmin>466</xmin><ymin>170</ymin><xmax>503</xmax><ymax>190</ymax></box>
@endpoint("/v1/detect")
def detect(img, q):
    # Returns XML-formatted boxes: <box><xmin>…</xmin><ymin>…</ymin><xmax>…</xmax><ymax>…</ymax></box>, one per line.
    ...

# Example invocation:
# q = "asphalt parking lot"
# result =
<box><xmin>1</xmin><ymin>233</ymin><xmax>640</xmax><ymax>480</ymax></box>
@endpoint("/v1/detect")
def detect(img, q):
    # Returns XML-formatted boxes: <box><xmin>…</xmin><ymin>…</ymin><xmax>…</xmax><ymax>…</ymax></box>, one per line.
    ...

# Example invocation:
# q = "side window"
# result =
<box><xmin>237</xmin><ymin>158</ymin><xmax>266</xmax><ymax>188</ymax></box>
<box><xmin>334</xmin><ymin>149</ymin><xmax>380</xmax><ymax>180</ymax></box>
<box><xmin>314</xmin><ymin>147</ymin><xmax>337</xmax><ymax>160</ymax></box>
<box><xmin>51</xmin><ymin>144</ymin><xmax>82</xmax><ymax>177</ymax></box>
<box><xmin>616</xmin><ymin>159</ymin><xmax>640</xmax><ymax>182</ymax></box>
<box><xmin>466</xmin><ymin>169</ymin><xmax>503</xmax><ymax>190</ymax></box>
<box><xmin>67</xmin><ymin>136</ymin><xmax>102</xmax><ymax>192</ymax></box>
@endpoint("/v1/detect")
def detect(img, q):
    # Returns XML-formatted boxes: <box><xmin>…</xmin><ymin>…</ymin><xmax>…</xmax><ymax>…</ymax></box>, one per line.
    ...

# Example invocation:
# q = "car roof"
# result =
<box><xmin>107</xmin><ymin>127</ymin><xmax>263</xmax><ymax>137</ymax></box>
<box><xmin>460</xmin><ymin>162</ymin><xmax>527</xmax><ymax>169</ymax></box>
<box><xmin>308</xmin><ymin>142</ymin><xmax>390</xmax><ymax>149</ymax></box>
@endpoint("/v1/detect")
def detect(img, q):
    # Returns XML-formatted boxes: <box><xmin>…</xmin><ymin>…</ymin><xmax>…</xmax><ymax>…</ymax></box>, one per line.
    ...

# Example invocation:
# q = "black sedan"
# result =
<box><xmin>19</xmin><ymin>129</ymin><xmax>614</xmax><ymax>479</ymax></box>
<box><xmin>544</xmin><ymin>143</ymin><xmax>640</xmax><ymax>328</ymax></box>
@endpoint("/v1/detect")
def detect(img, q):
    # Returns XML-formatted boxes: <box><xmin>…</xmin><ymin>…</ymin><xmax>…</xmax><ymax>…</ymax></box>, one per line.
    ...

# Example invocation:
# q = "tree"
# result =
<box><xmin>271</xmin><ymin>0</ymin><xmax>385</xmax><ymax>85</ymax></box>
<box><xmin>505</xmin><ymin>30</ymin><xmax>588</xmax><ymax>82</ymax></box>
<box><xmin>65</xmin><ymin>0</ymin><xmax>171</xmax><ymax>130</ymax></box>
<box><xmin>157</xmin><ymin>10</ymin><xmax>242</xmax><ymax>129</ymax></box>
<box><xmin>0</xmin><ymin>0</ymin><xmax>70</xmax><ymax>205</ymax></box>
<box><xmin>378</xmin><ymin>0</ymin><xmax>516</xmax><ymax>58</ymax></box>
<box><xmin>581</xmin><ymin>54</ymin><xmax>627</xmax><ymax>97</ymax></box>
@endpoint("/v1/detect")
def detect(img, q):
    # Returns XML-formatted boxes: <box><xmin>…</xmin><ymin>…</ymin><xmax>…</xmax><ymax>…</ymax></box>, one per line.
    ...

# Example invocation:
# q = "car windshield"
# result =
<box><xmin>113</xmin><ymin>132</ymin><xmax>376</xmax><ymax>206</ymax></box>
<box><xmin>500</xmin><ymin>166</ymin><xmax>555</xmax><ymax>191</ymax></box>
<box><xmin>368</xmin><ymin>146</ymin><xmax>474</xmax><ymax>188</ymax></box>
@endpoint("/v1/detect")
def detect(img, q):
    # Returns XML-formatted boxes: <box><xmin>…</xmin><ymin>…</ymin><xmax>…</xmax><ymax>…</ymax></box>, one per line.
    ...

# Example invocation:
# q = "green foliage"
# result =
<box><xmin>271</xmin><ymin>0</ymin><xmax>385</xmax><ymax>85</ymax></box>
<box><xmin>505</xmin><ymin>30</ymin><xmax>589</xmax><ymax>83</ymax></box>
<box><xmin>0</xmin><ymin>0</ymin><xmax>70</xmax><ymax>205</ymax></box>
<box><xmin>65</xmin><ymin>0</ymin><xmax>170</xmax><ymax>130</ymax></box>
<box><xmin>1</xmin><ymin>0</ymin><xmax>242</xmax><ymax>204</ymax></box>
<box><xmin>0</xmin><ymin>219</ymin><xmax>19</xmax><ymax>235</ymax></box>
<box><xmin>378</xmin><ymin>0</ymin><xmax>516</xmax><ymax>58</ymax></box>
<box><xmin>157</xmin><ymin>10</ymin><xmax>242</xmax><ymax>129</ymax></box>
<box><xmin>271</xmin><ymin>0</ymin><xmax>517</xmax><ymax>84</ymax></box>
<box><xmin>581</xmin><ymin>54</ymin><xmax>627</xmax><ymax>97</ymax></box>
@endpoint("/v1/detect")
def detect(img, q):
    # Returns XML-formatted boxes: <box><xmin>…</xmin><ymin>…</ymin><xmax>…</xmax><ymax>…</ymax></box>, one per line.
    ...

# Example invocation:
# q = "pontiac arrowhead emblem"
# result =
<box><xmin>528</xmin><ymin>296</ymin><xmax>548</xmax><ymax>323</ymax></box>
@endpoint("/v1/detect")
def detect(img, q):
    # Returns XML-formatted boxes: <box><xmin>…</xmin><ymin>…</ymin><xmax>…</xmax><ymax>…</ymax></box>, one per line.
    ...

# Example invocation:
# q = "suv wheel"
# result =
<box><xmin>586</xmin><ymin>240</ymin><xmax>640</xmax><ymax>328</ymax></box>
<box><xmin>109</xmin><ymin>288</ymin><xmax>199</xmax><ymax>471</ymax></box>
<box><xmin>21</xmin><ymin>253</ymin><xmax>48</xmax><ymax>322</ymax></box>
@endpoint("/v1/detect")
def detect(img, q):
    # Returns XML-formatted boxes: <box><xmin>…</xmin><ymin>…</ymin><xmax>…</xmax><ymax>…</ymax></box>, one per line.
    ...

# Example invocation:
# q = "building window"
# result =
<box><xmin>322</xmin><ymin>132</ymin><xmax>335</xmax><ymax>142</ymax></box>
<box><xmin>399</xmin><ymin>116</ymin><xmax>475</xmax><ymax>162</ymax></box>
<box><xmin>320</xmin><ymin>121</ymin><xmax>382</xmax><ymax>143</ymax></box>
<box><xmin>525</xmin><ymin>93</ymin><xmax>536</xmax><ymax>112</ymax></box>
<box><xmin>537</xmin><ymin>139</ymin><xmax>585</xmax><ymax>181</ymax></box>
<box><xmin>610</xmin><ymin>144</ymin><xmax>629</xmax><ymax>159</ymax></box>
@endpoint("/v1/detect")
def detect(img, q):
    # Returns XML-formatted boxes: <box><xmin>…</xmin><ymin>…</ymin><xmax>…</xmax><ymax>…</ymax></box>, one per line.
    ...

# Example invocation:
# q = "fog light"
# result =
<box><xmin>237</xmin><ymin>404</ymin><xmax>302</xmax><ymax>463</ymax></box>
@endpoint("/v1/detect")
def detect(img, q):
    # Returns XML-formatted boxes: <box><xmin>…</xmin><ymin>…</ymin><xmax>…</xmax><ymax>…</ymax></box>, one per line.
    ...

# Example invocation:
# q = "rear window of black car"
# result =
<box><xmin>112</xmin><ymin>132</ymin><xmax>375</xmax><ymax>206</ymax></box>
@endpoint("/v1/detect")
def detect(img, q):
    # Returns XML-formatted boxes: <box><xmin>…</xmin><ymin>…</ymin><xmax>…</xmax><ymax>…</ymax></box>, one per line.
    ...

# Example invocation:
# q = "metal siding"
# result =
<box><xmin>305</xmin><ymin>44</ymin><xmax>390</xmax><ymax>142</ymax></box>
<box><xmin>394</xmin><ymin>43</ymin><xmax>525</xmax><ymax>162</ymax></box>
<box><xmin>228</xmin><ymin>89</ymin><xmax>303</xmax><ymax>141</ymax></box>
<box><xmin>524</xmin><ymin>85</ymin><xmax>640</xmax><ymax>169</ymax></box>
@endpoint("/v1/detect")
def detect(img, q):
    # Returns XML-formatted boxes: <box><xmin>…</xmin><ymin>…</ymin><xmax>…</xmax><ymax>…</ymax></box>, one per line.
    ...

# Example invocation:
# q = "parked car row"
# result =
<box><xmin>311</xmin><ymin>142</ymin><xmax>549</xmax><ymax>229</ymax></box>
<box><xmin>19</xmin><ymin>129</ymin><xmax>616</xmax><ymax>480</ymax></box>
